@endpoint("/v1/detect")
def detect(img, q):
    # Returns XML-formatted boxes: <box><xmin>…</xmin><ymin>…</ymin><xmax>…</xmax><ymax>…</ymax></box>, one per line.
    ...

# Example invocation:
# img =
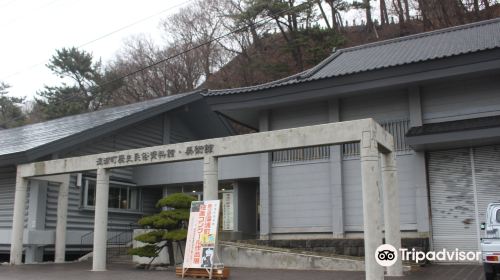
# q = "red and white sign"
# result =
<box><xmin>183</xmin><ymin>200</ymin><xmax>220</xmax><ymax>269</ymax></box>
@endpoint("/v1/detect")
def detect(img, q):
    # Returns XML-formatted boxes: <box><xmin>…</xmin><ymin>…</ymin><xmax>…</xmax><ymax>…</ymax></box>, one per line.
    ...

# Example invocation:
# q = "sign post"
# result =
<box><xmin>182</xmin><ymin>200</ymin><xmax>223</xmax><ymax>279</ymax></box>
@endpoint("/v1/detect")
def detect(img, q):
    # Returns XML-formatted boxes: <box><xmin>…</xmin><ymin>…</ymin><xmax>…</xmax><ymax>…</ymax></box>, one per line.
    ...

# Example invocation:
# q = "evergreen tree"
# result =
<box><xmin>0</xmin><ymin>82</ymin><xmax>25</xmax><ymax>129</ymax></box>
<box><xmin>35</xmin><ymin>47</ymin><xmax>117</xmax><ymax>120</ymax></box>
<box><xmin>128</xmin><ymin>193</ymin><xmax>196</xmax><ymax>267</ymax></box>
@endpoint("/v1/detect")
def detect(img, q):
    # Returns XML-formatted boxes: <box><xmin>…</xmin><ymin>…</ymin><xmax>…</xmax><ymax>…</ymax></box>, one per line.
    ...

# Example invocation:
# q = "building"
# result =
<box><xmin>1</xmin><ymin>18</ymin><xmax>500</xmax><ymax>263</ymax></box>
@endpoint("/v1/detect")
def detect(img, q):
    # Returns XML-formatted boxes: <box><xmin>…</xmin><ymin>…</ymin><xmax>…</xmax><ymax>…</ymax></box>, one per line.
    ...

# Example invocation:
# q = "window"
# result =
<box><xmin>496</xmin><ymin>209</ymin><xmax>500</xmax><ymax>223</ymax></box>
<box><xmin>82</xmin><ymin>178</ymin><xmax>141</xmax><ymax>211</ymax></box>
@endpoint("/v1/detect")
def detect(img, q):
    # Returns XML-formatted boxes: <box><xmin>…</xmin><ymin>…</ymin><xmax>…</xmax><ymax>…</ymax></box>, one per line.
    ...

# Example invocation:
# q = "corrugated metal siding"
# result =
<box><xmin>270</xmin><ymin>102</ymin><xmax>328</xmax><ymax>130</ymax></box>
<box><xmin>0</xmin><ymin>166</ymin><xmax>16</xmax><ymax>229</ymax></box>
<box><xmin>343</xmin><ymin>154</ymin><xmax>418</xmax><ymax>231</ymax></box>
<box><xmin>270</xmin><ymin>102</ymin><xmax>329</xmax><ymax>165</ymax></box>
<box><xmin>271</xmin><ymin>162</ymin><xmax>332</xmax><ymax>232</ymax></box>
<box><xmin>428</xmin><ymin>149</ymin><xmax>478</xmax><ymax>253</ymax></box>
<box><xmin>0</xmin><ymin>166</ymin><xmax>30</xmax><ymax>230</ymax></box>
<box><xmin>45</xmin><ymin>178</ymin><xmax>162</xmax><ymax>232</ymax></box>
<box><xmin>421</xmin><ymin>74</ymin><xmax>500</xmax><ymax>123</ymax></box>
<box><xmin>340</xmin><ymin>91</ymin><xmax>409</xmax><ymax>122</ymax></box>
<box><xmin>44</xmin><ymin>115</ymin><xmax>166</xmax><ymax>232</ymax></box>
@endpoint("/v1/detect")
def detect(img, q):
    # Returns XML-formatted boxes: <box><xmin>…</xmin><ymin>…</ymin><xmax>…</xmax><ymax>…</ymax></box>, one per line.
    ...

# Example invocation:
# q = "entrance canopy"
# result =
<box><xmin>11</xmin><ymin>118</ymin><xmax>402</xmax><ymax>280</ymax></box>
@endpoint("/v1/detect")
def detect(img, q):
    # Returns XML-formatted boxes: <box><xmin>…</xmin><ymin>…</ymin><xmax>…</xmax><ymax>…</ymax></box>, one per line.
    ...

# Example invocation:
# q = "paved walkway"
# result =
<box><xmin>0</xmin><ymin>262</ymin><xmax>486</xmax><ymax>280</ymax></box>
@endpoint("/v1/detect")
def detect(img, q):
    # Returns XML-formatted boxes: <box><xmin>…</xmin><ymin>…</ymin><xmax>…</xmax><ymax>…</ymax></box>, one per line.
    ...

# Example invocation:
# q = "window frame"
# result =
<box><xmin>81</xmin><ymin>177</ymin><xmax>143</xmax><ymax>213</ymax></box>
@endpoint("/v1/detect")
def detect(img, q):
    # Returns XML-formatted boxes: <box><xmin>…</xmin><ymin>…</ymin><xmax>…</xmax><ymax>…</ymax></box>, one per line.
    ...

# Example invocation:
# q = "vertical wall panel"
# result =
<box><xmin>271</xmin><ymin>162</ymin><xmax>332</xmax><ymax>232</ymax></box>
<box><xmin>342</xmin><ymin>154</ymin><xmax>417</xmax><ymax>232</ymax></box>
<box><xmin>0</xmin><ymin>166</ymin><xmax>16</xmax><ymax>229</ymax></box>
<box><xmin>340</xmin><ymin>90</ymin><xmax>409</xmax><ymax>122</ymax></box>
<box><xmin>270</xmin><ymin>101</ymin><xmax>328</xmax><ymax>130</ymax></box>
<box><xmin>421</xmin><ymin>74</ymin><xmax>500</xmax><ymax>123</ymax></box>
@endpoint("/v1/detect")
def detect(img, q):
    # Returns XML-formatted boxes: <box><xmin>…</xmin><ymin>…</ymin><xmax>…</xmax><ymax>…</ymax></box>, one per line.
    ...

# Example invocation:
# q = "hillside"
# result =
<box><xmin>206</xmin><ymin>6</ymin><xmax>500</xmax><ymax>90</ymax></box>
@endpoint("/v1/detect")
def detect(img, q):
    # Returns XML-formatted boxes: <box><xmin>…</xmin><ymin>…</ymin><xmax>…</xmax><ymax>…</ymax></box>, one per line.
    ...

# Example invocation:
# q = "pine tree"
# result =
<box><xmin>128</xmin><ymin>193</ymin><xmax>196</xmax><ymax>268</ymax></box>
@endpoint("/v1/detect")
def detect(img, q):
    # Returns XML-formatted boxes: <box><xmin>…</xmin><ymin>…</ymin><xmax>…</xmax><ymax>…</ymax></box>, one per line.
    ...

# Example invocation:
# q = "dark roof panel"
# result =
<box><xmin>406</xmin><ymin>115</ymin><xmax>500</xmax><ymax>137</ymax></box>
<box><xmin>0</xmin><ymin>92</ymin><xmax>199</xmax><ymax>157</ymax></box>
<box><xmin>205</xmin><ymin>18</ymin><xmax>500</xmax><ymax>96</ymax></box>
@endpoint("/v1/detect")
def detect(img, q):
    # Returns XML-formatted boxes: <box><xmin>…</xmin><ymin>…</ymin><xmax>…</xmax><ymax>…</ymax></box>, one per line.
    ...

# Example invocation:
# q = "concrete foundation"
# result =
<box><xmin>219</xmin><ymin>241</ymin><xmax>364</xmax><ymax>271</ymax></box>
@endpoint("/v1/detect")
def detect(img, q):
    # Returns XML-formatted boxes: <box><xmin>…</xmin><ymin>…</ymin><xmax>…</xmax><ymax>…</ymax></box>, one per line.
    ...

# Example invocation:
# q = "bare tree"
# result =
<box><xmin>392</xmin><ymin>0</ymin><xmax>406</xmax><ymax>23</ymax></box>
<box><xmin>380</xmin><ymin>0</ymin><xmax>389</xmax><ymax>25</ymax></box>
<box><xmin>325</xmin><ymin>0</ymin><xmax>348</xmax><ymax>31</ymax></box>
<box><xmin>317</xmin><ymin>0</ymin><xmax>332</xmax><ymax>29</ymax></box>
<box><xmin>161</xmin><ymin>0</ymin><xmax>231</xmax><ymax>81</ymax></box>
<box><xmin>416</xmin><ymin>0</ymin><xmax>466</xmax><ymax>30</ymax></box>
<box><xmin>106</xmin><ymin>35</ymin><xmax>179</xmax><ymax>105</ymax></box>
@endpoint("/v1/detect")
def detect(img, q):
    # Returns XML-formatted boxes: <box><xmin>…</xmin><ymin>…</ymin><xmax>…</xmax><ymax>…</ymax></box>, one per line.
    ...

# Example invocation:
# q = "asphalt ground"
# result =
<box><xmin>0</xmin><ymin>262</ymin><xmax>486</xmax><ymax>280</ymax></box>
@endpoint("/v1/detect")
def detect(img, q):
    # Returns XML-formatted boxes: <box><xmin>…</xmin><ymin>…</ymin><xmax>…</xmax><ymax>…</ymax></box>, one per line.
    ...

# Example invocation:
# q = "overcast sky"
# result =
<box><xmin>0</xmin><ymin>0</ymin><xmax>367</xmax><ymax>100</ymax></box>
<box><xmin>0</xmin><ymin>0</ymin><xmax>188</xmax><ymax>99</ymax></box>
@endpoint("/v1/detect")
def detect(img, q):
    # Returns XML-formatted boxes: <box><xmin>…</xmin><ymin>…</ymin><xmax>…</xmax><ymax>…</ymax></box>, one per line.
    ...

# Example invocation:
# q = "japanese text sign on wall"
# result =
<box><xmin>95</xmin><ymin>144</ymin><xmax>215</xmax><ymax>167</ymax></box>
<box><xmin>183</xmin><ymin>200</ymin><xmax>220</xmax><ymax>269</ymax></box>
<box><xmin>222</xmin><ymin>192</ymin><xmax>234</xmax><ymax>231</ymax></box>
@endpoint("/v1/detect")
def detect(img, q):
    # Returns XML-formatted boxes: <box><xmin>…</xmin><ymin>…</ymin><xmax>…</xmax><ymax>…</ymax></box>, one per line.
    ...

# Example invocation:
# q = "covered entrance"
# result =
<box><xmin>9</xmin><ymin>119</ymin><xmax>402</xmax><ymax>280</ymax></box>
<box><xmin>429</xmin><ymin>145</ymin><xmax>500</xmax><ymax>255</ymax></box>
<box><xmin>163</xmin><ymin>180</ymin><xmax>259</xmax><ymax>240</ymax></box>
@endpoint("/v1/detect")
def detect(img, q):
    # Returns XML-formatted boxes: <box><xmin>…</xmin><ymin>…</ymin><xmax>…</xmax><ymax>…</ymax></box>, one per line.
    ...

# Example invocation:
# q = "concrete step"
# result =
<box><xmin>219</xmin><ymin>241</ymin><xmax>365</xmax><ymax>271</ymax></box>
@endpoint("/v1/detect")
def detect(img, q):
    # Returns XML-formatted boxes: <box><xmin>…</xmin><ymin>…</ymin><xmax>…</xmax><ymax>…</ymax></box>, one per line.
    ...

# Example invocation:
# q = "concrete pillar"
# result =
<box><xmin>360</xmin><ymin>131</ymin><xmax>384</xmax><ymax>280</ymax></box>
<box><xmin>381</xmin><ymin>152</ymin><xmax>403</xmax><ymax>277</ymax></box>
<box><xmin>328</xmin><ymin>99</ymin><xmax>344</xmax><ymax>237</ymax></box>
<box><xmin>55</xmin><ymin>176</ymin><xmax>70</xmax><ymax>263</ymax></box>
<box><xmin>26</xmin><ymin>180</ymin><xmax>48</xmax><ymax>263</ymax></box>
<box><xmin>92</xmin><ymin>168</ymin><xmax>110</xmax><ymax>271</ymax></box>
<box><xmin>259</xmin><ymin>110</ymin><xmax>272</xmax><ymax>240</ymax></box>
<box><xmin>10</xmin><ymin>172</ymin><xmax>29</xmax><ymax>265</ymax></box>
<box><xmin>203</xmin><ymin>156</ymin><xmax>218</xmax><ymax>201</ymax></box>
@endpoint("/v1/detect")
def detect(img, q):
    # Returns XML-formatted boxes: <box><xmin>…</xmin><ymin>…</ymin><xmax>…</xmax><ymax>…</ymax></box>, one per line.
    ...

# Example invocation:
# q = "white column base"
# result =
<box><xmin>10</xmin><ymin>174</ymin><xmax>28</xmax><ymax>265</ymax></box>
<box><xmin>55</xmin><ymin>176</ymin><xmax>70</xmax><ymax>263</ymax></box>
<box><xmin>92</xmin><ymin>168</ymin><xmax>110</xmax><ymax>271</ymax></box>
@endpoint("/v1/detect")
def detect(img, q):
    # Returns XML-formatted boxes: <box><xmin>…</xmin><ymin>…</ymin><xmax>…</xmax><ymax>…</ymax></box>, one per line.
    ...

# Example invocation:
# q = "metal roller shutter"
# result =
<box><xmin>429</xmin><ymin>145</ymin><xmax>500</xmax><ymax>258</ymax></box>
<box><xmin>472</xmin><ymin>146</ymin><xmax>500</xmax><ymax>237</ymax></box>
<box><xmin>428</xmin><ymin>148</ymin><xmax>479</xmax><ymax>253</ymax></box>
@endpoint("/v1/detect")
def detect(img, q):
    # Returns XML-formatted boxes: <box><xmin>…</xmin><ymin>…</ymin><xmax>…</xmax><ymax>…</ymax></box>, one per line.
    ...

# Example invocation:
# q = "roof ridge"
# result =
<box><xmin>206</xmin><ymin>70</ymin><xmax>307</xmax><ymax>94</ymax></box>
<box><xmin>298</xmin><ymin>50</ymin><xmax>343</xmax><ymax>79</ymax></box>
<box><xmin>338</xmin><ymin>18</ymin><xmax>500</xmax><ymax>54</ymax></box>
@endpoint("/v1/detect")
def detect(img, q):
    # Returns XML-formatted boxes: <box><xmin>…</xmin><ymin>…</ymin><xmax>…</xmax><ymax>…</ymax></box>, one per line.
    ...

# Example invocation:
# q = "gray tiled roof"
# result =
<box><xmin>0</xmin><ymin>91</ymin><xmax>199</xmax><ymax>157</ymax></box>
<box><xmin>206</xmin><ymin>18</ymin><xmax>500</xmax><ymax>96</ymax></box>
